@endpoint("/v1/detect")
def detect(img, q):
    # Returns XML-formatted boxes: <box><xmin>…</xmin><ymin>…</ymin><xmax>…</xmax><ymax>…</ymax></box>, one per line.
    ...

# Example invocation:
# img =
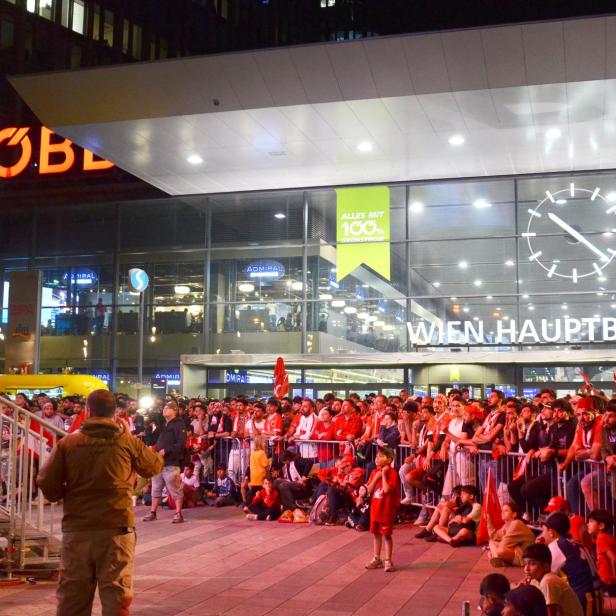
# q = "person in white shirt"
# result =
<box><xmin>288</xmin><ymin>399</ymin><xmax>317</xmax><ymax>460</ymax></box>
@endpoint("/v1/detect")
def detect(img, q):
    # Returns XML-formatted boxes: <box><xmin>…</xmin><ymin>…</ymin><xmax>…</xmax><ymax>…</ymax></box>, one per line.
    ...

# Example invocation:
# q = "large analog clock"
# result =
<box><xmin>525</xmin><ymin>186</ymin><xmax>616</xmax><ymax>282</ymax></box>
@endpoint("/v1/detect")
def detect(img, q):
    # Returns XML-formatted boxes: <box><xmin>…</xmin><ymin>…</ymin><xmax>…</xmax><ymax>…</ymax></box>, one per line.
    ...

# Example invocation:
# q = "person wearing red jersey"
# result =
<box><xmin>246</xmin><ymin>477</ymin><xmax>281</xmax><ymax>521</ymax></box>
<box><xmin>333</xmin><ymin>399</ymin><xmax>363</xmax><ymax>444</ymax></box>
<box><xmin>560</xmin><ymin>397</ymin><xmax>603</xmax><ymax>515</ymax></box>
<box><xmin>365</xmin><ymin>446</ymin><xmax>400</xmax><ymax>573</ymax></box>
<box><xmin>263</xmin><ymin>398</ymin><xmax>283</xmax><ymax>440</ymax></box>
<box><xmin>312</xmin><ymin>408</ymin><xmax>336</xmax><ymax>467</ymax></box>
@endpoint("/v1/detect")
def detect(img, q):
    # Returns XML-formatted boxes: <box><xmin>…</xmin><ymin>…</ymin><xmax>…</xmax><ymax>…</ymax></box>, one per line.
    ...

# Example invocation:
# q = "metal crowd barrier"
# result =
<box><xmin>192</xmin><ymin>436</ymin><xmax>615</xmax><ymax>525</ymax></box>
<box><xmin>0</xmin><ymin>395</ymin><xmax>66</xmax><ymax>575</ymax></box>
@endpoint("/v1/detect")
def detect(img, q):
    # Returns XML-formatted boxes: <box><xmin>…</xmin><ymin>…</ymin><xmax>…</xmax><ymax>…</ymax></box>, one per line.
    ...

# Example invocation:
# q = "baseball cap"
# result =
<box><xmin>544</xmin><ymin>495</ymin><xmax>569</xmax><ymax>513</ymax></box>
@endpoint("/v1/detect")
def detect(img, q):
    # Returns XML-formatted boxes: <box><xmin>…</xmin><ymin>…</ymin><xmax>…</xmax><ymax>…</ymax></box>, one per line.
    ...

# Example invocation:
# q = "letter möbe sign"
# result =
<box><xmin>0</xmin><ymin>126</ymin><xmax>114</xmax><ymax>179</ymax></box>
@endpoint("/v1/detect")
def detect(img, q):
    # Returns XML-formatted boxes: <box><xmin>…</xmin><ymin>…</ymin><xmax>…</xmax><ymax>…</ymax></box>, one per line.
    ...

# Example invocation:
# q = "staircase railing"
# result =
<box><xmin>0</xmin><ymin>395</ymin><xmax>66</xmax><ymax>575</ymax></box>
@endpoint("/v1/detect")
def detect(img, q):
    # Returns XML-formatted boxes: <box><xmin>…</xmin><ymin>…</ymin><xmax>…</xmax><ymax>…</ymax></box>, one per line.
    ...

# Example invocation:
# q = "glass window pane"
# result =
<box><xmin>409</xmin><ymin>179</ymin><xmax>515</xmax><ymax>241</ymax></box>
<box><xmin>71</xmin><ymin>0</ymin><xmax>85</xmax><ymax>34</ymax></box>
<box><xmin>210</xmin><ymin>191</ymin><xmax>303</xmax><ymax>246</ymax></box>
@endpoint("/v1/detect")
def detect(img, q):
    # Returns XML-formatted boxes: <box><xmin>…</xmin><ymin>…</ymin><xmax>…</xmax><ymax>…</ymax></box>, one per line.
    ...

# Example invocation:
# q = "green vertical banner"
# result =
<box><xmin>336</xmin><ymin>186</ymin><xmax>391</xmax><ymax>282</ymax></box>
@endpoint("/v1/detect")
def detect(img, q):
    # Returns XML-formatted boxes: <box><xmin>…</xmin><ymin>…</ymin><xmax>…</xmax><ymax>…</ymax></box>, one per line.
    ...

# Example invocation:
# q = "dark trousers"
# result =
<box><xmin>274</xmin><ymin>479</ymin><xmax>306</xmax><ymax>510</ymax></box>
<box><xmin>248</xmin><ymin>501</ymin><xmax>281</xmax><ymax>520</ymax></box>
<box><xmin>327</xmin><ymin>485</ymin><xmax>353</xmax><ymax>521</ymax></box>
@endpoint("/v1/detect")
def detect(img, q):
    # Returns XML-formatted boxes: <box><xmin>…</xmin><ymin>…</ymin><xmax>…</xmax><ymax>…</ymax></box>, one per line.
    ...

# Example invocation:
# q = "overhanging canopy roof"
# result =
<box><xmin>10</xmin><ymin>16</ymin><xmax>616</xmax><ymax>195</ymax></box>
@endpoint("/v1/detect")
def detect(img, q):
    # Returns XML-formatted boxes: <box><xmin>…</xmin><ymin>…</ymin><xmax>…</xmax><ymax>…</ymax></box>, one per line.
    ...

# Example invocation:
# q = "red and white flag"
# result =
<box><xmin>69</xmin><ymin>410</ymin><xmax>86</xmax><ymax>433</ymax></box>
<box><xmin>273</xmin><ymin>356</ymin><xmax>289</xmax><ymax>399</ymax></box>
<box><xmin>476</xmin><ymin>469</ymin><xmax>503</xmax><ymax>545</ymax></box>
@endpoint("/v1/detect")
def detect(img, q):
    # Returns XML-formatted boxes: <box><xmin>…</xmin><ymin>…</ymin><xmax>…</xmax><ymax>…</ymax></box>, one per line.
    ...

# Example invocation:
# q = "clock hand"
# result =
<box><xmin>547</xmin><ymin>212</ymin><xmax>609</xmax><ymax>262</ymax></box>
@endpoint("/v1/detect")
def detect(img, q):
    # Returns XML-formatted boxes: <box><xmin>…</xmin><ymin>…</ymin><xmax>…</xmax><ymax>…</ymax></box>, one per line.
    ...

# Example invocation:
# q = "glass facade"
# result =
<box><xmin>3</xmin><ymin>170</ymin><xmax>616</xmax><ymax>392</ymax></box>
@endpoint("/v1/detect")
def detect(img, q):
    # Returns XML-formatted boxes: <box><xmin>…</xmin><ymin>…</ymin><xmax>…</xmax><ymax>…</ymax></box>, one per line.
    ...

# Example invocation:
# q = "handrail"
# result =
<box><xmin>0</xmin><ymin>394</ymin><xmax>66</xmax><ymax>574</ymax></box>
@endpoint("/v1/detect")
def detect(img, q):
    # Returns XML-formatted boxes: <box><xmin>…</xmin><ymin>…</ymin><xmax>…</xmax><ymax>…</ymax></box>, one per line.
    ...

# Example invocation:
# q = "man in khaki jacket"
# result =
<box><xmin>37</xmin><ymin>389</ymin><xmax>163</xmax><ymax>616</ymax></box>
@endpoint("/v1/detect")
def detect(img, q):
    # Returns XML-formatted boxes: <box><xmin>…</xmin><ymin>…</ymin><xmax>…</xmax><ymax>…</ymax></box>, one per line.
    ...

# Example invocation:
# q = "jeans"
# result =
<box><xmin>478</xmin><ymin>456</ymin><xmax>497</xmax><ymax>498</ymax></box>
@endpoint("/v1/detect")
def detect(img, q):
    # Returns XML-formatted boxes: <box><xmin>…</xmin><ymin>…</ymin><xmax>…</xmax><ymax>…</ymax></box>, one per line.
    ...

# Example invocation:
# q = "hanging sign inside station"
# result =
<box><xmin>336</xmin><ymin>186</ymin><xmax>390</xmax><ymax>282</ymax></box>
<box><xmin>407</xmin><ymin>317</ymin><xmax>616</xmax><ymax>345</ymax></box>
<box><xmin>0</xmin><ymin>126</ymin><xmax>114</xmax><ymax>179</ymax></box>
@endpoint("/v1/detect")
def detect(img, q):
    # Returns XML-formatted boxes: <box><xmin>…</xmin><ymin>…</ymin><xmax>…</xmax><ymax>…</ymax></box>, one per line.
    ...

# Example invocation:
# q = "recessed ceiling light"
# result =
<box><xmin>486</xmin><ymin>295</ymin><xmax>493</xmax><ymax>300</ymax></box>
<box><xmin>458</xmin><ymin>260</ymin><xmax>469</xmax><ymax>269</ymax></box>
<box><xmin>496</xmin><ymin>307</ymin><xmax>502</xmax><ymax>311</ymax></box>
<box><xmin>331</xmin><ymin>300</ymin><xmax>346</xmax><ymax>308</ymax></box>
<box><xmin>505</xmin><ymin>260</ymin><xmax>515</xmax><ymax>267</ymax></box>
<box><xmin>473</xmin><ymin>198</ymin><xmax>492</xmax><ymax>209</ymax></box>
<box><xmin>473</xmin><ymin>279</ymin><xmax>482</xmax><ymax>287</ymax></box>
<box><xmin>274</xmin><ymin>213</ymin><xmax>286</xmax><ymax>219</ymax></box>
<box><xmin>545</xmin><ymin>128</ymin><xmax>561</xmax><ymax>139</ymax></box>
<box><xmin>607</xmin><ymin>192</ymin><xmax>616</xmax><ymax>202</ymax></box>
<box><xmin>319</xmin><ymin>293</ymin><xmax>332</xmax><ymax>300</ymax></box>
<box><xmin>473</xmin><ymin>316</ymin><xmax>479</xmax><ymax>321</ymax></box>
<box><xmin>291</xmin><ymin>282</ymin><xmax>303</xmax><ymax>291</ymax></box>
<box><xmin>343</xmin><ymin>306</ymin><xmax>357</xmax><ymax>314</ymax></box>
<box><xmin>594</xmin><ymin>314</ymin><xmax>601</xmax><ymax>318</ymax></box>
<box><xmin>174</xmin><ymin>285</ymin><xmax>190</xmax><ymax>295</ymax></box>
<box><xmin>382</xmin><ymin>324</ymin><xmax>394</xmax><ymax>331</ymax></box>
<box><xmin>357</xmin><ymin>141</ymin><xmax>373</xmax><ymax>153</ymax></box>
<box><xmin>357</xmin><ymin>312</ymin><xmax>370</xmax><ymax>320</ymax></box>
<box><xmin>238</xmin><ymin>282</ymin><xmax>255</xmax><ymax>293</ymax></box>
<box><xmin>448</xmin><ymin>134</ymin><xmax>465</xmax><ymax>146</ymax></box>
<box><xmin>603</xmin><ymin>231</ymin><xmax>613</xmax><ymax>237</ymax></box>
<box><xmin>462</xmin><ymin>306</ymin><xmax>469</xmax><ymax>313</ymax></box>
<box><xmin>528</xmin><ymin>305</ymin><xmax>535</xmax><ymax>311</ymax></box>
<box><xmin>409</xmin><ymin>201</ymin><xmax>424</xmax><ymax>213</ymax></box>
<box><xmin>599</xmin><ymin>276</ymin><xmax>607</xmax><ymax>281</ymax></box>
<box><xmin>433</xmin><ymin>281</ymin><xmax>441</xmax><ymax>288</ymax></box>
<box><xmin>187</xmin><ymin>154</ymin><xmax>203</xmax><ymax>165</ymax></box>
<box><xmin>522</xmin><ymin>294</ymin><xmax>529</xmax><ymax>299</ymax></box>
<box><xmin>450</xmin><ymin>296</ymin><xmax>457</xmax><ymax>301</ymax></box>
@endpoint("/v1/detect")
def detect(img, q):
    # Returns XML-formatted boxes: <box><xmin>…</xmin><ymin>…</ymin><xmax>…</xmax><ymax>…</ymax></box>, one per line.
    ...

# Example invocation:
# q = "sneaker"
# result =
<box><xmin>424</xmin><ymin>532</ymin><xmax>437</xmax><ymax>542</ymax></box>
<box><xmin>142</xmin><ymin>511</ymin><xmax>157</xmax><ymax>522</ymax></box>
<box><xmin>365</xmin><ymin>557</ymin><xmax>383</xmax><ymax>570</ymax></box>
<box><xmin>416</xmin><ymin>529</ymin><xmax>432</xmax><ymax>539</ymax></box>
<box><xmin>265</xmin><ymin>515</ymin><xmax>272</xmax><ymax>521</ymax></box>
<box><xmin>172</xmin><ymin>512</ymin><xmax>184</xmax><ymax>524</ymax></box>
<box><xmin>413</xmin><ymin>515</ymin><xmax>428</xmax><ymax>527</ymax></box>
<box><xmin>246</xmin><ymin>514</ymin><xmax>258</xmax><ymax>520</ymax></box>
<box><xmin>400</xmin><ymin>497</ymin><xmax>413</xmax><ymax>506</ymax></box>
<box><xmin>383</xmin><ymin>559</ymin><xmax>395</xmax><ymax>573</ymax></box>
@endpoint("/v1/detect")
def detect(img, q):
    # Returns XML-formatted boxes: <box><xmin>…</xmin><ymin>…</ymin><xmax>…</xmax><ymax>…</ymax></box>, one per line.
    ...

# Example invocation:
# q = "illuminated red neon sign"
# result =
<box><xmin>0</xmin><ymin>126</ymin><xmax>114</xmax><ymax>179</ymax></box>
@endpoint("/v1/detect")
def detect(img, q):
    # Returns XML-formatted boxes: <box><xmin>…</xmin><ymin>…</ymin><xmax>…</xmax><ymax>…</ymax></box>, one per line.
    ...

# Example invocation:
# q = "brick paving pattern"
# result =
<box><xmin>1</xmin><ymin>505</ymin><xmax>614</xmax><ymax>616</ymax></box>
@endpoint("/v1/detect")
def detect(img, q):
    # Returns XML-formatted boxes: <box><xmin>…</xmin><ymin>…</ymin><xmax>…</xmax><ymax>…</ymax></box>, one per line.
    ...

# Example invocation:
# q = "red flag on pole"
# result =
<box><xmin>476</xmin><ymin>469</ymin><xmax>504</xmax><ymax>545</ymax></box>
<box><xmin>273</xmin><ymin>356</ymin><xmax>289</xmax><ymax>399</ymax></box>
<box><xmin>577</xmin><ymin>368</ymin><xmax>592</xmax><ymax>391</ymax></box>
<box><xmin>69</xmin><ymin>410</ymin><xmax>86</xmax><ymax>433</ymax></box>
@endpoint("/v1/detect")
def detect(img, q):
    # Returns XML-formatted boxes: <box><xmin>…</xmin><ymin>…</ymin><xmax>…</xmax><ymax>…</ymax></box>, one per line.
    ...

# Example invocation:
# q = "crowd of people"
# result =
<box><xmin>5</xmin><ymin>385</ymin><xmax>616</xmax><ymax>614</ymax></box>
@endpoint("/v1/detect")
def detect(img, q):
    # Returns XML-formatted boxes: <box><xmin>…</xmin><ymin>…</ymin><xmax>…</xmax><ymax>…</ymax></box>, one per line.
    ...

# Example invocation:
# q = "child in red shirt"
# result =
<box><xmin>246</xmin><ymin>477</ymin><xmax>281</xmax><ymax>521</ymax></box>
<box><xmin>587</xmin><ymin>509</ymin><xmax>616</xmax><ymax>593</ymax></box>
<box><xmin>365</xmin><ymin>446</ymin><xmax>400</xmax><ymax>572</ymax></box>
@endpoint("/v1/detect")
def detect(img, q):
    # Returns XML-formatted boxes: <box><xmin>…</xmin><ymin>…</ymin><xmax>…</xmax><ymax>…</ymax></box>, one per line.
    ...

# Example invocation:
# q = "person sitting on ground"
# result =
<box><xmin>274</xmin><ymin>449</ymin><xmax>314</xmax><ymax>511</ymax></box>
<box><xmin>503</xmin><ymin>585</ymin><xmax>548</xmax><ymax>616</ymax></box>
<box><xmin>543</xmin><ymin>496</ymin><xmax>593</xmax><ymax>553</ymax></box>
<box><xmin>432</xmin><ymin>485</ymin><xmax>481</xmax><ymax>547</ymax></box>
<box><xmin>519</xmin><ymin>543</ymin><xmax>583</xmax><ymax>616</ymax></box>
<box><xmin>587</xmin><ymin>509</ymin><xmax>616</xmax><ymax>596</ymax></box>
<box><xmin>246</xmin><ymin>476</ymin><xmax>281</xmax><ymax>521</ymax></box>
<box><xmin>319</xmin><ymin>456</ymin><xmax>364</xmax><ymax>526</ymax></box>
<box><xmin>416</xmin><ymin>485</ymin><xmax>462</xmax><ymax>541</ymax></box>
<box><xmin>540</xmin><ymin>512</ymin><xmax>597</xmax><ymax>615</ymax></box>
<box><xmin>205</xmin><ymin>464</ymin><xmax>236</xmax><ymax>507</ymax></box>
<box><xmin>180</xmin><ymin>463</ymin><xmax>201</xmax><ymax>508</ymax></box>
<box><xmin>488</xmin><ymin>502</ymin><xmax>536</xmax><ymax>568</ymax></box>
<box><xmin>479</xmin><ymin>573</ymin><xmax>511</xmax><ymax>616</ymax></box>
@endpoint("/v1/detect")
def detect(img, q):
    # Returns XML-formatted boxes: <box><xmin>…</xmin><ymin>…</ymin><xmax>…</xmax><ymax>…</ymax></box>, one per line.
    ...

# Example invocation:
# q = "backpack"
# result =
<box><xmin>309</xmin><ymin>494</ymin><xmax>329</xmax><ymax>525</ymax></box>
